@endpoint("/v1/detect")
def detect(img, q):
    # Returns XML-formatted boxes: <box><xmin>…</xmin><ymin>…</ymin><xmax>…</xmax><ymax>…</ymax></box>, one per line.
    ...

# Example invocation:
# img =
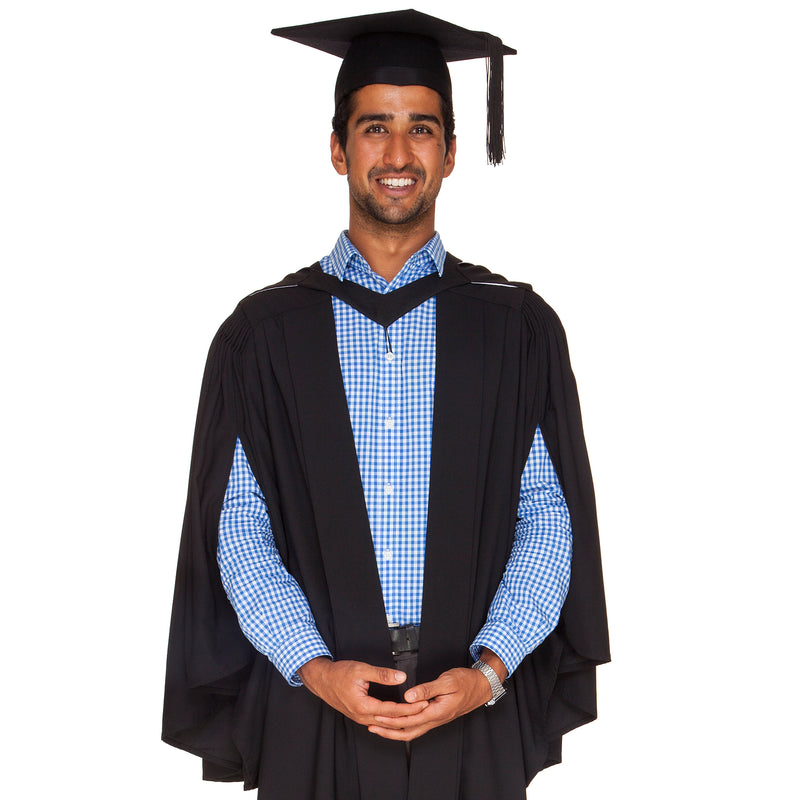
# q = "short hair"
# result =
<box><xmin>331</xmin><ymin>89</ymin><xmax>456</xmax><ymax>155</ymax></box>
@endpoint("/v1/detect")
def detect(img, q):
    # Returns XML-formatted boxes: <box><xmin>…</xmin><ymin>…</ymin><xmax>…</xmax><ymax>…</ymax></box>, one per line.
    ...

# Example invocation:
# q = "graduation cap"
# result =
<box><xmin>272</xmin><ymin>9</ymin><xmax>516</xmax><ymax>165</ymax></box>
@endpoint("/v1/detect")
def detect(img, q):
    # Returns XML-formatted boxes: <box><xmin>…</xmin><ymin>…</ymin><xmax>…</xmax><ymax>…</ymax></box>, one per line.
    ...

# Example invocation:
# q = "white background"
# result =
<box><xmin>2</xmin><ymin>1</ymin><xmax>798</xmax><ymax>797</ymax></box>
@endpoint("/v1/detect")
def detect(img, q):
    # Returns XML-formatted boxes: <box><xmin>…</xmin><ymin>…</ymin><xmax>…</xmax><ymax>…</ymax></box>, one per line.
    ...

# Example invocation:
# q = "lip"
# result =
<box><xmin>373</xmin><ymin>174</ymin><xmax>419</xmax><ymax>196</ymax></box>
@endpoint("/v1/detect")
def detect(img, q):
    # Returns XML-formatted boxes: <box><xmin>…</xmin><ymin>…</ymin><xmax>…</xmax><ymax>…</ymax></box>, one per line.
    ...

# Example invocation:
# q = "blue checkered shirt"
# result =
<box><xmin>217</xmin><ymin>232</ymin><xmax>573</xmax><ymax>686</ymax></box>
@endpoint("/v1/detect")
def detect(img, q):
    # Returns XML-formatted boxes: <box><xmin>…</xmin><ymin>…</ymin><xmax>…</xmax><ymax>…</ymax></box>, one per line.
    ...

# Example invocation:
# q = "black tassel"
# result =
<box><xmin>485</xmin><ymin>33</ymin><xmax>505</xmax><ymax>165</ymax></box>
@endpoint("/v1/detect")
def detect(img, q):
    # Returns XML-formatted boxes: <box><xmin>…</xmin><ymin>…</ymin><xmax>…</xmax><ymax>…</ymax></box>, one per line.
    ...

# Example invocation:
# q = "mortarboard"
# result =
<box><xmin>272</xmin><ymin>9</ymin><xmax>516</xmax><ymax>165</ymax></box>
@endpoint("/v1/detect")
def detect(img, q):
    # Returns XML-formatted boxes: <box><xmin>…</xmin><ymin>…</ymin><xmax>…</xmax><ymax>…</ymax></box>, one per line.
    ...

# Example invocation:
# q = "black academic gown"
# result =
<box><xmin>162</xmin><ymin>255</ymin><xmax>610</xmax><ymax>800</ymax></box>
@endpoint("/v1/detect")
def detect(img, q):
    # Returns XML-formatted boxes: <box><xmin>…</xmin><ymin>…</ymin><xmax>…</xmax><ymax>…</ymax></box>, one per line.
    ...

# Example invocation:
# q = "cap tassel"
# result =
<box><xmin>485</xmin><ymin>33</ymin><xmax>505</xmax><ymax>165</ymax></box>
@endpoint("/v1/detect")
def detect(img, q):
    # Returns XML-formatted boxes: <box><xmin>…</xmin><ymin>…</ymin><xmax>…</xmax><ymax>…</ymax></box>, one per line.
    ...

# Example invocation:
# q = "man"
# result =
<box><xmin>163</xmin><ymin>10</ymin><xmax>609</xmax><ymax>800</ymax></box>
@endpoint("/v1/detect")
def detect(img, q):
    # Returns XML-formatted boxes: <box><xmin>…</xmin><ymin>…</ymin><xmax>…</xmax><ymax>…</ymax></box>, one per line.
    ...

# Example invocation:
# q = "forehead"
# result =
<box><xmin>348</xmin><ymin>84</ymin><xmax>444</xmax><ymax>122</ymax></box>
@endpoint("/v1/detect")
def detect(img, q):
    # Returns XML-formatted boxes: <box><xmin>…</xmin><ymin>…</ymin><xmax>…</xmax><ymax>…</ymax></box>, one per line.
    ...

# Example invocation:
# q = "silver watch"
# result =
<box><xmin>471</xmin><ymin>659</ymin><xmax>507</xmax><ymax>706</ymax></box>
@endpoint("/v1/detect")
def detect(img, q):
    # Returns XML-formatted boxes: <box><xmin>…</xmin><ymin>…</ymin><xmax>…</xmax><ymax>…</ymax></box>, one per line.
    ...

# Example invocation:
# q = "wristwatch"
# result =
<box><xmin>471</xmin><ymin>659</ymin><xmax>507</xmax><ymax>706</ymax></box>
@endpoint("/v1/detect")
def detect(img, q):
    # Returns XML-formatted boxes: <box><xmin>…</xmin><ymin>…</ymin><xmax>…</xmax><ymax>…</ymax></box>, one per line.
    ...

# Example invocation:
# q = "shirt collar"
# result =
<box><xmin>324</xmin><ymin>231</ymin><xmax>446</xmax><ymax>284</ymax></box>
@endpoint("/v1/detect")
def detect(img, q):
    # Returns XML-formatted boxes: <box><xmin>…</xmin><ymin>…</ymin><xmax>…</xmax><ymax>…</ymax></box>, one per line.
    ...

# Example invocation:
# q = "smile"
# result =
<box><xmin>377</xmin><ymin>177</ymin><xmax>416</xmax><ymax>187</ymax></box>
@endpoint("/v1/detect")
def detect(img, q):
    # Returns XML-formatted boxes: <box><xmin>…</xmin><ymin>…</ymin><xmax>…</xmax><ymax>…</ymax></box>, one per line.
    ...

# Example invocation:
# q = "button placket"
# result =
<box><xmin>377</xmin><ymin>320</ymin><xmax>397</xmax><ymax>588</ymax></box>
<box><xmin>381</xmin><ymin>320</ymin><xmax>400</xmax><ymax>594</ymax></box>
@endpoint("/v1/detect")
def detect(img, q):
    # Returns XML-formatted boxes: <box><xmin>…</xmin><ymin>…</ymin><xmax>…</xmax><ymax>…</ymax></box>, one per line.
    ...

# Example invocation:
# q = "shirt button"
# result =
<box><xmin>385</xmin><ymin>416</ymin><xmax>394</xmax><ymax>429</ymax></box>
<box><xmin>384</xmin><ymin>482</ymin><xmax>393</xmax><ymax>495</ymax></box>
<box><xmin>383</xmin><ymin>548</ymin><xmax>393</xmax><ymax>561</ymax></box>
<box><xmin>385</xmin><ymin>352</ymin><xmax>395</xmax><ymax>362</ymax></box>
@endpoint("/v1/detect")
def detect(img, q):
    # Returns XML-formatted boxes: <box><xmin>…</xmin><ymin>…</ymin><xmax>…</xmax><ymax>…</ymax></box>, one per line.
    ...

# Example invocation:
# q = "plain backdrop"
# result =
<box><xmin>2</xmin><ymin>1</ymin><xmax>798</xmax><ymax>797</ymax></box>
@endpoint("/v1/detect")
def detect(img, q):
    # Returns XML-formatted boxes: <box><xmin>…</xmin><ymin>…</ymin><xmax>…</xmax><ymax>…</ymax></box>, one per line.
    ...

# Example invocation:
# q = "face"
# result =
<box><xmin>330</xmin><ymin>84</ymin><xmax>456</xmax><ymax>229</ymax></box>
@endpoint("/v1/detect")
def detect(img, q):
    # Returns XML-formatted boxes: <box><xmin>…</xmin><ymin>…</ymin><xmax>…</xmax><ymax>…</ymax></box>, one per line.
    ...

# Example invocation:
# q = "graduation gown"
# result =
<box><xmin>162</xmin><ymin>254</ymin><xmax>610</xmax><ymax>799</ymax></box>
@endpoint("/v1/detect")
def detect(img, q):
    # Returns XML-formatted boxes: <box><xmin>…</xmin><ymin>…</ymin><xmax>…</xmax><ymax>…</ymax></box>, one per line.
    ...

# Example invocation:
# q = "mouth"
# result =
<box><xmin>376</xmin><ymin>177</ymin><xmax>417</xmax><ymax>188</ymax></box>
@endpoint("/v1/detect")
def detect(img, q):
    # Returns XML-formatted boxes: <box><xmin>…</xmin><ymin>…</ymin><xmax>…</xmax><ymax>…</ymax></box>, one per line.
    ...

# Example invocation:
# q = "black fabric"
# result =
<box><xmin>271</xmin><ymin>10</ymin><xmax>517</xmax><ymax>63</ymax></box>
<box><xmin>334</xmin><ymin>33</ymin><xmax>452</xmax><ymax>106</ymax></box>
<box><xmin>298</xmin><ymin>252</ymin><xmax>467</xmax><ymax>326</ymax></box>
<box><xmin>162</xmin><ymin>256</ymin><xmax>610</xmax><ymax>799</ymax></box>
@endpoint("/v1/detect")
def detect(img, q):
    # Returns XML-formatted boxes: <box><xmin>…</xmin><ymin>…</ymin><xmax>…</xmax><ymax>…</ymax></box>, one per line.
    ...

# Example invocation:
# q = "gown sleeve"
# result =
<box><xmin>520</xmin><ymin>290</ymin><xmax>610</xmax><ymax>759</ymax></box>
<box><xmin>161</xmin><ymin>310</ymin><xmax>260</xmax><ymax>775</ymax></box>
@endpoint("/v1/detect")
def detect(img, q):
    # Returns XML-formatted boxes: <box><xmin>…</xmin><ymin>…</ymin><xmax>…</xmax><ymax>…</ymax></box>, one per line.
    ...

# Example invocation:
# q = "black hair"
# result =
<box><xmin>331</xmin><ymin>90</ymin><xmax>456</xmax><ymax>155</ymax></box>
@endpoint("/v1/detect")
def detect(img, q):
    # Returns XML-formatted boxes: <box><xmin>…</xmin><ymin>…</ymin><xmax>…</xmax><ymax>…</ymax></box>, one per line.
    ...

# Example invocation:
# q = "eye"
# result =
<box><xmin>365</xmin><ymin>124</ymin><xmax>388</xmax><ymax>134</ymax></box>
<box><xmin>411</xmin><ymin>125</ymin><xmax>433</xmax><ymax>136</ymax></box>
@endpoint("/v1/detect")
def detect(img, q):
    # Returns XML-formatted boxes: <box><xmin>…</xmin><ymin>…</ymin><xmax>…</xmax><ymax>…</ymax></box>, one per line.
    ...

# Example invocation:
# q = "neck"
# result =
<box><xmin>346</xmin><ymin>204</ymin><xmax>436</xmax><ymax>283</ymax></box>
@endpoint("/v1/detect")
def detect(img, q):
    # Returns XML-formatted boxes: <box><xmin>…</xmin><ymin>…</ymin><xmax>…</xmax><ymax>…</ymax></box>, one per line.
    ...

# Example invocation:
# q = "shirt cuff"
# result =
<box><xmin>470</xmin><ymin>621</ymin><xmax>531</xmax><ymax>678</ymax></box>
<box><xmin>271</xmin><ymin>627</ymin><xmax>333</xmax><ymax>687</ymax></box>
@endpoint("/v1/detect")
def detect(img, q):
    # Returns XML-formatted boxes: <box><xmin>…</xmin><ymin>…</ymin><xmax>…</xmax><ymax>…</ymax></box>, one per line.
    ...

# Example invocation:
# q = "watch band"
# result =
<box><xmin>471</xmin><ymin>659</ymin><xmax>507</xmax><ymax>706</ymax></box>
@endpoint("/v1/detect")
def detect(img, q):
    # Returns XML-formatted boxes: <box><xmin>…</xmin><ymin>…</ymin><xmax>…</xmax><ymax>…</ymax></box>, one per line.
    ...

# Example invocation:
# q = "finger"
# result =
<box><xmin>371</xmin><ymin>700</ymin><xmax>458</xmax><ymax>739</ymax></box>
<box><xmin>371</xmin><ymin>706</ymin><xmax>431</xmax><ymax>728</ymax></box>
<box><xmin>404</xmin><ymin>676</ymin><xmax>451</xmax><ymax>703</ymax></box>
<box><xmin>368</xmin><ymin>722</ymin><xmax>431</xmax><ymax>742</ymax></box>
<box><xmin>359</xmin><ymin>665</ymin><xmax>408</xmax><ymax>686</ymax></box>
<box><xmin>361</xmin><ymin>699</ymin><xmax>429</xmax><ymax>719</ymax></box>
<box><xmin>374</xmin><ymin>693</ymin><xmax>460</xmax><ymax>726</ymax></box>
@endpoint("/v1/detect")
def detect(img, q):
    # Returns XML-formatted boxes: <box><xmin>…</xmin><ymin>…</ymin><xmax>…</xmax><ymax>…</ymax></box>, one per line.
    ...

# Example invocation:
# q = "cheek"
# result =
<box><xmin>345</xmin><ymin>154</ymin><xmax>374</xmax><ymax>179</ymax></box>
<box><xmin>347</xmin><ymin>137</ymin><xmax>383</xmax><ymax>161</ymax></box>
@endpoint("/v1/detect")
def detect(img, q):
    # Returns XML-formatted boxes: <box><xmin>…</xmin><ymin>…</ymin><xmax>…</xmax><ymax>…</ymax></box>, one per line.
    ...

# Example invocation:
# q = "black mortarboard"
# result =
<box><xmin>272</xmin><ymin>9</ymin><xmax>516</xmax><ymax>165</ymax></box>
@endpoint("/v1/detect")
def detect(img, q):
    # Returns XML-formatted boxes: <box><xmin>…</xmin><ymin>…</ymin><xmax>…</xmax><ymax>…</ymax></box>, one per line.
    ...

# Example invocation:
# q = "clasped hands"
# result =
<box><xmin>298</xmin><ymin>651</ymin><xmax>506</xmax><ymax>742</ymax></box>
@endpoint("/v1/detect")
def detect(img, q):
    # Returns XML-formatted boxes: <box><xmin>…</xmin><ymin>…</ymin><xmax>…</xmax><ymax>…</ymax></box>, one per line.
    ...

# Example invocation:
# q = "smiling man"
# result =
<box><xmin>331</xmin><ymin>83</ymin><xmax>455</xmax><ymax>279</ymax></box>
<box><xmin>333</xmin><ymin>84</ymin><xmax>455</xmax><ymax>244</ymax></box>
<box><xmin>163</xmin><ymin>10</ymin><xmax>609</xmax><ymax>800</ymax></box>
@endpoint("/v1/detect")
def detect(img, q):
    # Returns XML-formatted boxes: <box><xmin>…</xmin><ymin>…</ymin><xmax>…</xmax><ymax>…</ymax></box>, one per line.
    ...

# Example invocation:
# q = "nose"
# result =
<box><xmin>383</xmin><ymin>134</ymin><xmax>413</xmax><ymax>169</ymax></box>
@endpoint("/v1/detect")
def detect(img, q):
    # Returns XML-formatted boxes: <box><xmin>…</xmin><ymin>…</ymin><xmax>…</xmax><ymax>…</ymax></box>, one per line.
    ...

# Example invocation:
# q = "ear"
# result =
<box><xmin>443</xmin><ymin>135</ymin><xmax>456</xmax><ymax>178</ymax></box>
<box><xmin>330</xmin><ymin>131</ymin><xmax>348</xmax><ymax>176</ymax></box>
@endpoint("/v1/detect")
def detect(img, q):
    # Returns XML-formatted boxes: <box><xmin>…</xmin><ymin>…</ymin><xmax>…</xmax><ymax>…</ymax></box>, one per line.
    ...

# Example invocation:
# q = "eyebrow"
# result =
<box><xmin>354</xmin><ymin>112</ymin><xmax>443</xmax><ymax>128</ymax></box>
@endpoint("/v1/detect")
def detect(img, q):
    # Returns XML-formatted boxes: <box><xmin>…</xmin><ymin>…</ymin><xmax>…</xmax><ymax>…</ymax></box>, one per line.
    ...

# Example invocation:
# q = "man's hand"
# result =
<box><xmin>298</xmin><ymin>657</ymin><xmax>429</xmax><ymax>728</ymax></box>
<box><xmin>367</xmin><ymin>650</ymin><xmax>508</xmax><ymax>742</ymax></box>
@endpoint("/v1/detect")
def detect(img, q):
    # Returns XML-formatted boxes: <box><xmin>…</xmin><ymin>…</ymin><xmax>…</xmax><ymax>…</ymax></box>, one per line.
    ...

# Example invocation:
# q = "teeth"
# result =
<box><xmin>378</xmin><ymin>177</ymin><xmax>415</xmax><ymax>187</ymax></box>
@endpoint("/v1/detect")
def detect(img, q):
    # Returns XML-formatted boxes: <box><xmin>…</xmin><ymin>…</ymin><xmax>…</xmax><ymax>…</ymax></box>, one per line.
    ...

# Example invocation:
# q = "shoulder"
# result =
<box><xmin>213</xmin><ymin>264</ymin><xmax>330</xmax><ymax>346</ymax></box>
<box><xmin>449</xmin><ymin>256</ymin><xmax>565</xmax><ymax>337</ymax></box>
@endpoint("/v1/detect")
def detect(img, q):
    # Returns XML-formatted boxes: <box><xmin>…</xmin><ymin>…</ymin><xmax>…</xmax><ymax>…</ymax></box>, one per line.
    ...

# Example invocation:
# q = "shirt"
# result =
<box><xmin>217</xmin><ymin>232</ymin><xmax>573</xmax><ymax>686</ymax></box>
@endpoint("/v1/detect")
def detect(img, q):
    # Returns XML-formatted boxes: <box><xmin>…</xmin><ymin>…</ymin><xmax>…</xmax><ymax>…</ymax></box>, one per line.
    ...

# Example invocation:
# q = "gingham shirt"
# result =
<box><xmin>218</xmin><ymin>232</ymin><xmax>573</xmax><ymax>686</ymax></box>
